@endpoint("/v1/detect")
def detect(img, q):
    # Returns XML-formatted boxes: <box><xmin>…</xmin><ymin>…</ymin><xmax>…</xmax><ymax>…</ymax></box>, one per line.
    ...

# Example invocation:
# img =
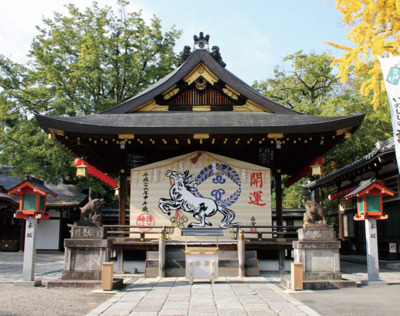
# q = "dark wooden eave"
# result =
<box><xmin>36</xmin><ymin>112</ymin><xmax>364</xmax><ymax>136</ymax></box>
<box><xmin>36</xmin><ymin>112</ymin><xmax>365</xmax><ymax>176</ymax></box>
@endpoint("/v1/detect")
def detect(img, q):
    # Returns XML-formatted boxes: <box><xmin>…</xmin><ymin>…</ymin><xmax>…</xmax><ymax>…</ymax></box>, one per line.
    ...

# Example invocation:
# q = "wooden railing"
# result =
<box><xmin>103</xmin><ymin>224</ymin><xmax>301</xmax><ymax>243</ymax></box>
<box><xmin>104</xmin><ymin>225</ymin><xmax>174</xmax><ymax>242</ymax></box>
<box><xmin>230</xmin><ymin>225</ymin><xmax>301</xmax><ymax>242</ymax></box>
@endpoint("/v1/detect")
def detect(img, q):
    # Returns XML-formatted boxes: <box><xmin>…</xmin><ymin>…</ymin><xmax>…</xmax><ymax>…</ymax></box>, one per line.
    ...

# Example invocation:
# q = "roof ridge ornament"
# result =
<box><xmin>193</xmin><ymin>32</ymin><xmax>210</xmax><ymax>51</ymax></box>
<box><xmin>211</xmin><ymin>46</ymin><xmax>226</xmax><ymax>68</ymax></box>
<box><xmin>177</xmin><ymin>33</ymin><xmax>226</xmax><ymax>68</ymax></box>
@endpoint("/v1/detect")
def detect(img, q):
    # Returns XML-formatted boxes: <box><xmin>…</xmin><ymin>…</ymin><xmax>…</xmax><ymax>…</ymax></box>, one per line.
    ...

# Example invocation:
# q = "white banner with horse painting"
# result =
<box><xmin>130</xmin><ymin>151</ymin><xmax>271</xmax><ymax>240</ymax></box>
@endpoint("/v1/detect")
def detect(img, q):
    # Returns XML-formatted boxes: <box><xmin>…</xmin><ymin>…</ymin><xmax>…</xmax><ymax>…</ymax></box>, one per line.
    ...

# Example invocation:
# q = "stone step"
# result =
<box><xmin>145</xmin><ymin>249</ymin><xmax>259</xmax><ymax>277</ymax></box>
<box><xmin>245</xmin><ymin>266</ymin><xmax>260</xmax><ymax>276</ymax></box>
<box><xmin>166</xmin><ymin>259</ymin><xmax>185</xmax><ymax>269</ymax></box>
<box><xmin>166</xmin><ymin>268</ymin><xmax>185</xmax><ymax>277</ymax></box>
<box><xmin>145</xmin><ymin>260</ymin><xmax>159</xmax><ymax>268</ymax></box>
<box><xmin>244</xmin><ymin>251</ymin><xmax>259</xmax><ymax>276</ymax></box>
<box><xmin>245</xmin><ymin>250</ymin><xmax>257</xmax><ymax>260</ymax></box>
<box><xmin>166</xmin><ymin>251</ymin><xmax>185</xmax><ymax>260</ymax></box>
<box><xmin>219</xmin><ymin>267</ymin><xmax>239</xmax><ymax>277</ymax></box>
<box><xmin>219</xmin><ymin>260</ymin><xmax>239</xmax><ymax>268</ymax></box>
<box><xmin>245</xmin><ymin>257</ymin><xmax>258</xmax><ymax>267</ymax></box>
<box><xmin>145</xmin><ymin>267</ymin><xmax>159</xmax><ymax>277</ymax></box>
<box><xmin>219</xmin><ymin>251</ymin><xmax>238</xmax><ymax>260</ymax></box>
<box><xmin>146</xmin><ymin>251</ymin><xmax>159</xmax><ymax>260</ymax></box>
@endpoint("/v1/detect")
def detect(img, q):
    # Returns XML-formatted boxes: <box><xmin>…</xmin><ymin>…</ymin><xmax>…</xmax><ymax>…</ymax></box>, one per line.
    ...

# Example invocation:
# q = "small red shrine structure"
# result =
<box><xmin>345</xmin><ymin>178</ymin><xmax>394</xmax><ymax>221</ymax></box>
<box><xmin>9</xmin><ymin>178</ymin><xmax>58</xmax><ymax>220</ymax></box>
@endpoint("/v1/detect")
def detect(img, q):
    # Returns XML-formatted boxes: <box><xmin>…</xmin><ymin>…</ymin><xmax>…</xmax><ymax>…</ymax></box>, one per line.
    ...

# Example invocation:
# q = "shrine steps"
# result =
<box><xmin>245</xmin><ymin>250</ymin><xmax>260</xmax><ymax>276</ymax></box>
<box><xmin>144</xmin><ymin>250</ymin><xmax>260</xmax><ymax>277</ymax></box>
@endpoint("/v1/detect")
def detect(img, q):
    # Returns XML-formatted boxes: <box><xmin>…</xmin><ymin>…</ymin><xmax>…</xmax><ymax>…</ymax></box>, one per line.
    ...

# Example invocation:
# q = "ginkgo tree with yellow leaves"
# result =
<box><xmin>326</xmin><ymin>0</ymin><xmax>400</xmax><ymax>109</ymax></box>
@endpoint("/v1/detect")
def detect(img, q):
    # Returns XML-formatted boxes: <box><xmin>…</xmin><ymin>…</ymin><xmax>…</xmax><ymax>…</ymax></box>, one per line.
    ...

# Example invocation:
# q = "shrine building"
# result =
<box><xmin>36</xmin><ymin>33</ymin><xmax>364</xmax><ymax>271</ymax></box>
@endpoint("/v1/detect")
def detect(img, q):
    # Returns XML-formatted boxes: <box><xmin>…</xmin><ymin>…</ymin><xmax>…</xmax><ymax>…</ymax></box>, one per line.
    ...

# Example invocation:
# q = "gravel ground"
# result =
<box><xmin>0</xmin><ymin>283</ymin><xmax>114</xmax><ymax>316</ymax></box>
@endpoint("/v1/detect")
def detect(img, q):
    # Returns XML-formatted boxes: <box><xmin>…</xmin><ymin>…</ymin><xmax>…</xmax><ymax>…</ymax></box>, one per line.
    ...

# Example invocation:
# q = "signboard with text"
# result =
<box><xmin>130</xmin><ymin>151</ymin><xmax>272</xmax><ymax>240</ymax></box>
<box><xmin>379</xmin><ymin>56</ymin><xmax>400</xmax><ymax>174</ymax></box>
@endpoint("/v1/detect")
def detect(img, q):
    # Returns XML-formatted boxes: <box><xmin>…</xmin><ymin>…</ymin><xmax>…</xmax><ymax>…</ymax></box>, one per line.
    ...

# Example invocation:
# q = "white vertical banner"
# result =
<box><xmin>379</xmin><ymin>56</ymin><xmax>400</xmax><ymax>174</ymax></box>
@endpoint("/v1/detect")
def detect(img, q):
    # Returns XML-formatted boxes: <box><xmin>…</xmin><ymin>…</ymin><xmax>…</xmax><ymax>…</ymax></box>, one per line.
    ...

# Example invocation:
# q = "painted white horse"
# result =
<box><xmin>158</xmin><ymin>170</ymin><xmax>236</xmax><ymax>229</ymax></box>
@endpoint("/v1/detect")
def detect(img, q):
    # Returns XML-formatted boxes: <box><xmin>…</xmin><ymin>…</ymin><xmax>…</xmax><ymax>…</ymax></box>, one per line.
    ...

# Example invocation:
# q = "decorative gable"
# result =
<box><xmin>131</xmin><ymin>62</ymin><xmax>271</xmax><ymax>113</ymax></box>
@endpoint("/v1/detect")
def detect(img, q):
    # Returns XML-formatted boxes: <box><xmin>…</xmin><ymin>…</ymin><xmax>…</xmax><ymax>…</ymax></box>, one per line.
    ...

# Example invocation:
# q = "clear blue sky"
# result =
<box><xmin>0</xmin><ymin>0</ymin><xmax>349</xmax><ymax>85</ymax></box>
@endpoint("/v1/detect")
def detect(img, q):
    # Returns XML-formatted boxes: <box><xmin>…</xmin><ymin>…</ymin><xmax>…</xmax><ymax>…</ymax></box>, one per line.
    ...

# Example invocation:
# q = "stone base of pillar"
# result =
<box><xmin>14</xmin><ymin>280</ymin><xmax>42</xmax><ymax>287</ymax></box>
<box><xmin>361</xmin><ymin>280</ymin><xmax>387</xmax><ymax>286</ymax></box>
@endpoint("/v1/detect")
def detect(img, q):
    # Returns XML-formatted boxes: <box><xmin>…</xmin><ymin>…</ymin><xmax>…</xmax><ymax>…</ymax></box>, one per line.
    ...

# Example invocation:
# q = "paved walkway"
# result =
<box><xmin>0</xmin><ymin>251</ymin><xmax>64</xmax><ymax>283</ymax></box>
<box><xmin>87</xmin><ymin>276</ymin><xmax>319</xmax><ymax>316</ymax></box>
<box><xmin>3</xmin><ymin>252</ymin><xmax>400</xmax><ymax>315</ymax></box>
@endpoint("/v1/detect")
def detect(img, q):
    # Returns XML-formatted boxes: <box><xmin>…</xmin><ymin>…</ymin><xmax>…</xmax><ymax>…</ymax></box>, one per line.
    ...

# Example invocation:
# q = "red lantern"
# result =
<box><xmin>8</xmin><ymin>179</ymin><xmax>57</xmax><ymax>220</ymax></box>
<box><xmin>74</xmin><ymin>158</ymin><xmax>117</xmax><ymax>188</ymax></box>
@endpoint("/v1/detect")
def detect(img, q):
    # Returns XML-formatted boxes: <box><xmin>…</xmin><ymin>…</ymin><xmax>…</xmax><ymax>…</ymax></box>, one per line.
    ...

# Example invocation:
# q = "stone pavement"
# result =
<box><xmin>0</xmin><ymin>251</ymin><xmax>64</xmax><ymax>283</ymax></box>
<box><xmin>3</xmin><ymin>252</ymin><xmax>400</xmax><ymax>315</ymax></box>
<box><xmin>87</xmin><ymin>276</ymin><xmax>320</xmax><ymax>316</ymax></box>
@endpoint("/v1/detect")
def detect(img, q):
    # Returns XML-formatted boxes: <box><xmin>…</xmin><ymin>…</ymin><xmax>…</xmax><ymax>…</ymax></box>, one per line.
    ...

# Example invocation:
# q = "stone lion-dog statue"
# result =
<box><xmin>80</xmin><ymin>198</ymin><xmax>104</xmax><ymax>223</ymax></box>
<box><xmin>302</xmin><ymin>199</ymin><xmax>327</xmax><ymax>225</ymax></box>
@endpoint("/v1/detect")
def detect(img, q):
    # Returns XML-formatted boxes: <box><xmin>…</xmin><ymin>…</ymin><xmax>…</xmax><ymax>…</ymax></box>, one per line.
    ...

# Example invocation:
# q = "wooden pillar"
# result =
<box><xmin>118</xmin><ymin>173</ymin><xmax>127</xmax><ymax>226</ymax></box>
<box><xmin>116</xmin><ymin>246</ymin><xmax>125</xmax><ymax>274</ymax></box>
<box><xmin>338</xmin><ymin>204</ymin><xmax>344</xmax><ymax>239</ymax></box>
<box><xmin>238</xmin><ymin>230</ymin><xmax>245</xmax><ymax>277</ymax></box>
<box><xmin>275</xmin><ymin>172</ymin><xmax>283</xmax><ymax>227</ymax></box>
<box><xmin>275</xmin><ymin>172</ymin><xmax>285</xmax><ymax>273</ymax></box>
<box><xmin>279</xmin><ymin>248</ymin><xmax>285</xmax><ymax>273</ymax></box>
<box><xmin>159</xmin><ymin>232</ymin><xmax>166</xmax><ymax>277</ymax></box>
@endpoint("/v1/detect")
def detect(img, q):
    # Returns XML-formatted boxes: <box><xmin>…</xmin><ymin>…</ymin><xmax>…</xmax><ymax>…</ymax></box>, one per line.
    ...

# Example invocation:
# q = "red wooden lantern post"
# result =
<box><xmin>8</xmin><ymin>178</ymin><xmax>57</xmax><ymax>286</ymax></box>
<box><xmin>346</xmin><ymin>179</ymin><xmax>394</xmax><ymax>222</ymax></box>
<box><xmin>345</xmin><ymin>178</ymin><xmax>394</xmax><ymax>285</ymax></box>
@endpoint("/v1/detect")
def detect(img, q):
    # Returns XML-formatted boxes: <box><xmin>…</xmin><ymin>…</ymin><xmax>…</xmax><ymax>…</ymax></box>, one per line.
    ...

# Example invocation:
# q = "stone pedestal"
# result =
<box><xmin>291</xmin><ymin>225</ymin><xmax>356</xmax><ymax>289</ymax></box>
<box><xmin>62</xmin><ymin>226</ymin><xmax>111</xmax><ymax>280</ymax></box>
<box><xmin>47</xmin><ymin>226</ymin><xmax>124</xmax><ymax>289</ymax></box>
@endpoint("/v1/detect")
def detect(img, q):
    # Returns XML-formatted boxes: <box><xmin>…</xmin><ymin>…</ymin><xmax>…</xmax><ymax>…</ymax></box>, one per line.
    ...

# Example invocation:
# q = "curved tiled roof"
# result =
<box><xmin>102</xmin><ymin>50</ymin><xmax>298</xmax><ymax>115</ymax></box>
<box><xmin>304</xmin><ymin>138</ymin><xmax>395</xmax><ymax>189</ymax></box>
<box><xmin>0</xmin><ymin>172</ymin><xmax>86</xmax><ymax>208</ymax></box>
<box><xmin>36</xmin><ymin>112</ymin><xmax>365</xmax><ymax>135</ymax></box>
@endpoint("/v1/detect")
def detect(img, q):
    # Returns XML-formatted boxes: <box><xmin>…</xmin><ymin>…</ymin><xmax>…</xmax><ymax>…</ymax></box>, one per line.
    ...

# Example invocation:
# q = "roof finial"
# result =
<box><xmin>193</xmin><ymin>32</ymin><xmax>210</xmax><ymax>51</ymax></box>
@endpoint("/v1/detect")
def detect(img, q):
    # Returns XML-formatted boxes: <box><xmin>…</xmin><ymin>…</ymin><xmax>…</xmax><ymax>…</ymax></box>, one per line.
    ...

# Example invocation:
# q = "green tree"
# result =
<box><xmin>255</xmin><ymin>52</ymin><xmax>392</xmax><ymax>170</ymax></box>
<box><xmin>30</xmin><ymin>1</ymin><xmax>181</xmax><ymax>116</ymax></box>
<box><xmin>254</xmin><ymin>51</ymin><xmax>392</xmax><ymax>208</ymax></box>
<box><xmin>0</xmin><ymin>1</ymin><xmax>181</xmax><ymax>186</ymax></box>
<box><xmin>324</xmin><ymin>67</ymin><xmax>392</xmax><ymax>171</ymax></box>
<box><xmin>254</xmin><ymin>50</ymin><xmax>338</xmax><ymax>115</ymax></box>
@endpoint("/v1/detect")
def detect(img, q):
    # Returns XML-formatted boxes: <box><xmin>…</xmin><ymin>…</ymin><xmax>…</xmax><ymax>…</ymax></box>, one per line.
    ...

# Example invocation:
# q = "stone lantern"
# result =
<box><xmin>8</xmin><ymin>178</ymin><xmax>57</xmax><ymax>286</ymax></box>
<box><xmin>345</xmin><ymin>178</ymin><xmax>394</xmax><ymax>285</ymax></box>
